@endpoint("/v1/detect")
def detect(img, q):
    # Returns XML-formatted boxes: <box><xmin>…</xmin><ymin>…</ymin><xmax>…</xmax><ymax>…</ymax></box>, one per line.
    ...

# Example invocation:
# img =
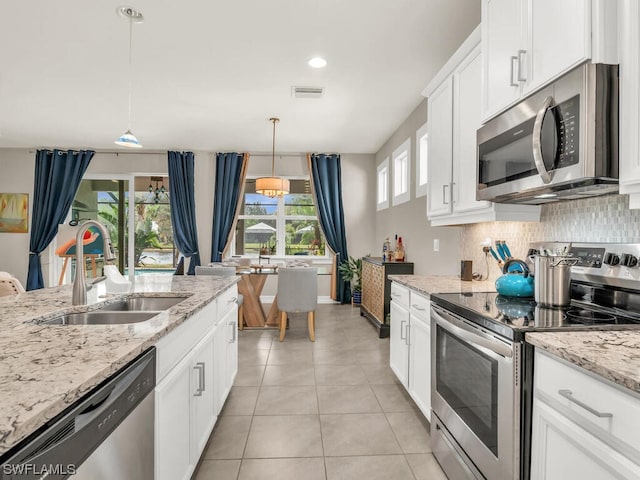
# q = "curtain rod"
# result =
<box><xmin>28</xmin><ymin>149</ymin><xmax>169</xmax><ymax>156</ymax></box>
<box><xmin>249</xmin><ymin>152</ymin><xmax>306</xmax><ymax>158</ymax></box>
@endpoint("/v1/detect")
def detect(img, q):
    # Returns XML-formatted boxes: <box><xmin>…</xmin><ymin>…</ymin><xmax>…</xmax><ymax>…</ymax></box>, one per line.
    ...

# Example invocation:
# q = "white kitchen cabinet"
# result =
<box><xmin>389</xmin><ymin>298</ymin><xmax>410</xmax><ymax>388</ymax></box>
<box><xmin>190</xmin><ymin>328</ymin><xmax>216</xmax><ymax>463</ymax></box>
<box><xmin>618</xmin><ymin>1</ymin><xmax>640</xmax><ymax>208</ymax></box>
<box><xmin>155</xmin><ymin>353</ymin><xmax>192</xmax><ymax>480</ymax></box>
<box><xmin>481</xmin><ymin>0</ymin><xmax>617</xmax><ymax>121</ymax></box>
<box><xmin>154</xmin><ymin>284</ymin><xmax>239</xmax><ymax>480</ymax></box>
<box><xmin>407</xmin><ymin>293</ymin><xmax>431</xmax><ymax>422</ymax></box>
<box><xmin>390</xmin><ymin>283</ymin><xmax>431</xmax><ymax>422</ymax></box>
<box><xmin>424</xmin><ymin>27</ymin><xmax>541</xmax><ymax>226</ymax></box>
<box><xmin>531</xmin><ymin>350</ymin><xmax>640</xmax><ymax>480</ymax></box>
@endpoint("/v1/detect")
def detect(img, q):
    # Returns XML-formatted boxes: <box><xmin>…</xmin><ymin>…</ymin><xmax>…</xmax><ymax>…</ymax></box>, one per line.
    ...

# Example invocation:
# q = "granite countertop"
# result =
<box><xmin>388</xmin><ymin>274</ymin><xmax>496</xmax><ymax>297</ymax></box>
<box><xmin>0</xmin><ymin>275</ymin><xmax>238</xmax><ymax>457</ymax></box>
<box><xmin>526</xmin><ymin>331</ymin><xmax>640</xmax><ymax>395</ymax></box>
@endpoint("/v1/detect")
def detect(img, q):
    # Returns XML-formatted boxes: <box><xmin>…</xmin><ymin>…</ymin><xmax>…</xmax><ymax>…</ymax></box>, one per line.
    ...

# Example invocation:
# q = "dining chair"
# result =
<box><xmin>194</xmin><ymin>265</ymin><xmax>244</xmax><ymax>329</ymax></box>
<box><xmin>0</xmin><ymin>272</ymin><xmax>26</xmax><ymax>297</ymax></box>
<box><xmin>276</xmin><ymin>266</ymin><xmax>318</xmax><ymax>342</ymax></box>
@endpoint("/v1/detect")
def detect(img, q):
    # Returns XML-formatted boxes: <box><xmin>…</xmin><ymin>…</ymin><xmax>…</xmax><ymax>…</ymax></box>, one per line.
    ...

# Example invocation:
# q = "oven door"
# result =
<box><xmin>431</xmin><ymin>304</ymin><xmax>520</xmax><ymax>480</ymax></box>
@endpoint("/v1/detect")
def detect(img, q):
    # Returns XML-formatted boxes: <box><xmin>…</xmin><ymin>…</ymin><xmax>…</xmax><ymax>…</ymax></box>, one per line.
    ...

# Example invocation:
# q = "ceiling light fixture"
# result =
<box><xmin>308</xmin><ymin>56</ymin><xmax>327</xmax><ymax>68</ymax></box>
<box><xmin>114</xmin><ymin>6</ymin><xmax>144</xmax><ymax>148</ymax></box>
<box><xmin>256</xmin><ymin>118</ymin><xmax>290</xmax><ymax>198</ymax></box>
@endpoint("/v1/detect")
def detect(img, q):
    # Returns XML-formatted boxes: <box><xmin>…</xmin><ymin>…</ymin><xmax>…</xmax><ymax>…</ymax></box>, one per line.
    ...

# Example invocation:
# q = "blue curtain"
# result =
<box><xmin>168</xmin><ymin>151</ymin><xmax>201</xmax><ymax>275</ymax></box>
<box><xmin>27</xmin><ymin>149</ymin><xmax>94</xmax><ymax>290</ymax></box>
<box><xmin>308</xmin><ymin>153</ymin><xmax>350</xmax><ymax>303</ymax></box>
<box><xmin>211</xmin><ymin>152</ymin><xmax>248</xmax><ymax>262</ymax></box>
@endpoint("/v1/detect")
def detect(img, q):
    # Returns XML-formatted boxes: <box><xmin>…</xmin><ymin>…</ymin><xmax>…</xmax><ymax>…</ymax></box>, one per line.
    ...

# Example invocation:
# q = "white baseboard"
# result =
<box><xmin>260</xmin><ymin>295</ymin><xmax>338</xmax><ymax>305</ymax></box>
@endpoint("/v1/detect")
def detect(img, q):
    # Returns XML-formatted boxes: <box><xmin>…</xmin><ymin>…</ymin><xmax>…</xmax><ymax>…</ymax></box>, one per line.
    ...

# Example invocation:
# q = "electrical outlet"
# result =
<box><xmin>434</xmin><ymin>239</ymin><xmax>440</xmax><ymax>252</ymax></box>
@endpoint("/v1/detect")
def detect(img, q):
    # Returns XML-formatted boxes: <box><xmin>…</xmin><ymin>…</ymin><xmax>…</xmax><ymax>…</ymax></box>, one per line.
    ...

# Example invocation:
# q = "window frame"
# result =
<box><xmin>377</xmin><ymin>157</ymin><xmax>390</xmax><ymax>211</ymax></box>
<box><xmin>232</xmin><ymin>176</ymin><xmax>329</xmax><ymax>259</ymax></box>
<box><xmin>392</xmin><ymin>137</ymin><xmax>411</xmax><ymax>206</ymax></box>
<box><xmin>416</xmin><ymin>122</ymin><xmax>428</xmax><ymax>198</ymax></box>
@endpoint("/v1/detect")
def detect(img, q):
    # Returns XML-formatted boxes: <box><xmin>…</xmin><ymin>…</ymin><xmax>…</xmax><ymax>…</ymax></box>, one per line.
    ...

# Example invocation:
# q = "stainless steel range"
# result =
<box><xmin>430</xmin><ymin>242</ymin><xmax>640</xmax><ymax>480</ymax></box>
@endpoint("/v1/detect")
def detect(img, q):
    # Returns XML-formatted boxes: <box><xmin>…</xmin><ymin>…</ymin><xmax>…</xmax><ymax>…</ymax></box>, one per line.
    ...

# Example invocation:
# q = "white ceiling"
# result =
<box><xmin>0</xmin><ymin>0</ymin><xmax>479</xmax><ymax>154</ymax></box>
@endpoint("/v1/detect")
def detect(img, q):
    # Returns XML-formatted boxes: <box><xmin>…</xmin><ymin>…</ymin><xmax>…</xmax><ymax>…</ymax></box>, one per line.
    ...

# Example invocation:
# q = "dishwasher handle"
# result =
<box><xmin>3</xmin><ymin>348</ymin><xmax>156</xmax><ymax>479</ymax></box>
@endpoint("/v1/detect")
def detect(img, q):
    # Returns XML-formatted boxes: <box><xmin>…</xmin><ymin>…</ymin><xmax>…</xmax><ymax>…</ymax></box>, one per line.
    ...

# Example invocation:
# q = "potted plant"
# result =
<box><xmin>338</xmin><ymin>256</ymin><xmax>362</xmax><ymax>305</ymax></box>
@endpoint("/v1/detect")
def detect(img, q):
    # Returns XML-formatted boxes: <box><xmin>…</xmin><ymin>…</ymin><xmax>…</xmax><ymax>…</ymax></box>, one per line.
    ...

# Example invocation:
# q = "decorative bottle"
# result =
<box><xmin>383</xmin><ymin>237</ymin><xmax>391</xmax><ymax>262</ymax></box>
<box><xmin>395</xmin><ymin>237</ymin><xmax>405</xmax><ymax>262</ymax></box>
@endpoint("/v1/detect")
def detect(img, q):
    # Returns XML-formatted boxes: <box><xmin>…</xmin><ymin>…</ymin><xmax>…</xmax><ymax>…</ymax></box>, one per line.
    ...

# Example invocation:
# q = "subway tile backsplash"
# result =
<box><xmin>460</xmin><ymin>194</ymin><xmax>640</xmax><ymax>281</ymax></box>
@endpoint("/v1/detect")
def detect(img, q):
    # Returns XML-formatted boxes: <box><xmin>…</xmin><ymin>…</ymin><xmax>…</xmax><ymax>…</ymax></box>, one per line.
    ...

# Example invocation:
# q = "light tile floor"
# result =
<box><xmin>193</xmin><ymin>304</ymin><xmax>448</xmax><ymax>480</ymax></box>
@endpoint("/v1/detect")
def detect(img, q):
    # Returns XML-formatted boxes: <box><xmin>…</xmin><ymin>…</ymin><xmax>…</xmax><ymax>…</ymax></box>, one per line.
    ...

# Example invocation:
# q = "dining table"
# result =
<box><xmin>235</xmin><ymin>264</ymin><xmax>332</xmax><ymax>328</ymax></box>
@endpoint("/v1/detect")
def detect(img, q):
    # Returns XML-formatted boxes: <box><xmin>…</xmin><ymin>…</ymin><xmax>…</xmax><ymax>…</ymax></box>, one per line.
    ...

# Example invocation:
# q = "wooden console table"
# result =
<box><xmin>360</xmin><ymin>257</ymin><xmax>414</xmax><ymax>338</ymax></box>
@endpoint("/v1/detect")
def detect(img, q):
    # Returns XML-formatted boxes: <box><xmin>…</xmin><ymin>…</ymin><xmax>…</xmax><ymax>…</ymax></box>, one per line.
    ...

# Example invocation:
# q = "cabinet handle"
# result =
<box><xmin>400</xmin><ymin>320</ymin><xmax>407</xmax><ymax>340</ymax></box>
<box><xmin>510</xmin><ymin>56</ymin><xmax>519</xmax><ymax>87</ymax></box>
<box><xmin>194</xmin><ymin>362</ymin><xmax>205</xmax><ymax>396</ymax></box>
<box><xmin>228</xmin><ymin>319</ymin><xmax>236</xmax><ymax>343</ymax></box>
<box><xmin>406</xmin><ymin>324</ymin><xmax>411</xmax><ymax>346</ymax></box>
<box><xmin>558</xmin><ymin>389</ymin><xmax>613</xmax><ymax>418</ymax></box>
<box><xmin>442</xmin><ymin>184</ymin><xmax>449</xmax><ymax>205</ymax></box>
<box><xmin>517</xmin><ymin>49</ymin><xmax>527</xmax><ymax>82</ymax></box>
<box><xmin>229</xmin><ymin>297</ymin><xmax>237</xmax><ymax>304</ymax></box>
<box><xmin>411</xmin><ymin>304</ymin><xmax>426</xmax><ymax>311</ymax></box>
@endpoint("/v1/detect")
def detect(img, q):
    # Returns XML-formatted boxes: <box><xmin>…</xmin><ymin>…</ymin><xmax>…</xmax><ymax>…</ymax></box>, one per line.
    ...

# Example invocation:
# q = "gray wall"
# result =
<box><xmin>374</xmin><ymin>100</ymin><xmax>461</xmax><ymax>276</ymax></box>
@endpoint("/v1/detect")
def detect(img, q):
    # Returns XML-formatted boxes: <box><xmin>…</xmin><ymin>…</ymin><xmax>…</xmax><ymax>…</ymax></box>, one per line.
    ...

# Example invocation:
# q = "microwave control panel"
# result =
<box><xmin>554</xmin><ymin>94</ymin><xmax>580</xmax><ymax>169</ymax></box>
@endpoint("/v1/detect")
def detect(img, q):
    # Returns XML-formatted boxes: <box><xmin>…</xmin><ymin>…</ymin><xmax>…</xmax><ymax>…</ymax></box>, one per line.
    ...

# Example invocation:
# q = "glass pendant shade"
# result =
<box><xmin>114</xmin><ymin>130</ymin><xmax>143</xmax><ymax>148</ymax></box>
<box><xmin>255</xmin><ymin>176</ymin><xmax>290</xmax><ymax>197</ymax></box>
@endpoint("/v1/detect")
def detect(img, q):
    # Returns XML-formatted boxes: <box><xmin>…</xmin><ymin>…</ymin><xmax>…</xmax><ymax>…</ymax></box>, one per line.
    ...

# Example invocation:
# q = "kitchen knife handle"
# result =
<box><xmin>502</xmin><ymin>242</ymin><xmax>512</xmax><ymax>258</ymax></box>
<box><xmin>489</xmin><ymin>247</ymin><xmax>501</xmax><ymax>263</ymax></box>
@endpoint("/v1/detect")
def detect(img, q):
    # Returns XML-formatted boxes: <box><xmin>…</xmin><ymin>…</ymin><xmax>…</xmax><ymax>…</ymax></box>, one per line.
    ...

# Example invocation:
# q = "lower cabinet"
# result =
<box><xmin>531</xmin><ymin>350</ymin><xmax>640</xmax><ymax>480</ymax></box>
<box><xmin>155</xmin><ymin>286</ymin><xmax>239</xmax><ymax>480</ymax></box>
<box><xmin>389</xmin><ymin>282</ymin><xmax>431</xmax><ymax>422</ymax></box>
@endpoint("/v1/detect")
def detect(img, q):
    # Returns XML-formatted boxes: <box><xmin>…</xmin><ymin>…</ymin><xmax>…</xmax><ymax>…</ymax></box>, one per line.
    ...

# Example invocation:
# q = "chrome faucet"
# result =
<box><xmin>72</xmin><ymin>220</ymin><xmax>117</xmax><ymax>305</ymax></box>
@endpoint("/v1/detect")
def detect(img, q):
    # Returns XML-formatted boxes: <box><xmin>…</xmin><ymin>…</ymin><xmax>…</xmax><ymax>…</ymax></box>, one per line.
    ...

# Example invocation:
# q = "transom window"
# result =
<box><xmin>416</xmin><ymin>122</ymin><xmax>428</xmax><ymax>197</ymax></box>
<box><xmin>234</xmin><ymin>179</ymin><xmax>326</xmax><ymax>257</ymax></box>
<box><xmin>377</xmin><ymin>158</ymin><xmax>389</xmax><ymax>211</ymax></box>
<box><xmin>393</xmin><ymin>137</ymin><xmax>411</xmax><ymax>205</ymax></box>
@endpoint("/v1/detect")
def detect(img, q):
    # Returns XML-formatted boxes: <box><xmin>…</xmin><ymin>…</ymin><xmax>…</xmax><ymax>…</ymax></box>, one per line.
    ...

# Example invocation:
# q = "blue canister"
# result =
<box><xmin>495</xmin><ymin>259</ymin><xmax>534</xmax><ymax>298</ymax></box>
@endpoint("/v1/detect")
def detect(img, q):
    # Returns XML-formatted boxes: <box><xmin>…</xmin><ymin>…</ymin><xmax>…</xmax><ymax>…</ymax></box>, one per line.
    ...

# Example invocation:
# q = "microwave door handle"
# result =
<box><xmin>532</xmin><ymin>95</ymin><xmax>555</xmax><ymax>184</ymax></box>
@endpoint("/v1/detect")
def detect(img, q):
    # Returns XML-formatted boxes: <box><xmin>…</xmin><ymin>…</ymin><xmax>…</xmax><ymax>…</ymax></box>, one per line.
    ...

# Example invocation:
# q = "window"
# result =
<box><xmin>416</xmin><ymin>122</ymin><xmax>428</xmax><ymax>197</ymax></box>
<box><xmin>377</xmin><ymin>158</ymin><xmax>389</xmax><ymax>210</ymax></box>
<box><xmin>234</xmin><ymin>178</ymin><xmax>326</xmax><ymax>258</ymax></box>
<box><xmin>392</xmin><ymin>137</ymin><xmax>411</xmax><ymax>205</ymax></box>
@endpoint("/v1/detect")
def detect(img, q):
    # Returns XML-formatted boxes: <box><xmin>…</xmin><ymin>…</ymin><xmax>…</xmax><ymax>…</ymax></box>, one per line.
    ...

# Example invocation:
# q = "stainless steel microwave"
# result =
<box><xmin>476</xmin><ymin>63</ymin><xmax>618</xmax><ymax>204</ymax></box>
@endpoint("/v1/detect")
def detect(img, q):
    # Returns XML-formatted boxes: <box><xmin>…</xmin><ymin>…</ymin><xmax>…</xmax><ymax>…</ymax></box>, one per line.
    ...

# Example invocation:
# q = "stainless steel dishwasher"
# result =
<box><xmin>1</xmin><ymin>348</ymin><xmax>155</xmax><ymax>480</ymax></box>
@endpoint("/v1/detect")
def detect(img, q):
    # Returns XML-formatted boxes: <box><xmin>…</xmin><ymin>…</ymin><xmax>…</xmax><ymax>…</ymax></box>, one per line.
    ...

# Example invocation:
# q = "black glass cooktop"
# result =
<box><xmin>431</xmin><ymin>291</ymin><xmax>640</xmax><ymax>341</ymax></box>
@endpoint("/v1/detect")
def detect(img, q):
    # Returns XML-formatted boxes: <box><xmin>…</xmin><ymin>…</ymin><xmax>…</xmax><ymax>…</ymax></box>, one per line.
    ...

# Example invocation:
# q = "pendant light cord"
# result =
<box><xmin>127</xmin><ymin>15</ymin><xmax>133</xmax><ymax>131</ymax></box>
<box><xmin>270</xmin><ymin>118</ymin><xmax>278</xmax><ymax>177</ymax></box>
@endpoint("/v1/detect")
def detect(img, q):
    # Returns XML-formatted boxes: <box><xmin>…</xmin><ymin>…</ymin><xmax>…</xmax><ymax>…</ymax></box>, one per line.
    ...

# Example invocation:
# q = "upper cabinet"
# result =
<box><xmin>482</xmin><ymin>0</ymin><xmax>618</xmax><ymax>122</ymax></box>
<box><xmin>618</xmin><ymin>0</ymin><xmax>640</xmax><ymax>207</ymax></box>
<box><xmin>424</xmin><ymin>27</ymin><xmax>541</xmax><ymax>226</ymax></box>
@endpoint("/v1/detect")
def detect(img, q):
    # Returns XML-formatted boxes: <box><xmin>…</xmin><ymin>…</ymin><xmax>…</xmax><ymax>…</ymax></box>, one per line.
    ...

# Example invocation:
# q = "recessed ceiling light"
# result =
<box><xmin>308</xmin><ymin>57</ymin><xmax>327</xmax><ymax>68</ymax></box>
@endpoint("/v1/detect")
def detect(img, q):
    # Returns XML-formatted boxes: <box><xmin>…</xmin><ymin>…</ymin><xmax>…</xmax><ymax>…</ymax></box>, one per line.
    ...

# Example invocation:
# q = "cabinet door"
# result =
<box><xmin>223</xmin><ymin>306</ymin><xmax>238</xmax><ymax>396</ymax></box>
<box><xmin>155</xmin><ymin>359</ymin><xmax>192</xmax><ymax>480</ymax></box>
<box><xmin>191</xmin><ymin>328</ymin><xmax>216</xmax><ymax>463</ymax></box>
<box><xmin>452</xmin><ymin>46</ymin><xmax>489</xmax><ymax>214</ymax></box>
<box><xmin>481</xmin><ymin>0</ymin><xmax>523</xmax><ymax>119</ymax></box>
<box><xmin>408</xmin><ymin>312</ymin><xmax>431</xmax><ymax>422</ymax></box>
<box><xmin>530</xmin><ymin>399</ymin><xmax>640</xmax><ymax>480</ymax></box>
<box><xmin>389</xmin><ymin>300</ymin><xmax>410</xmax><ymax>388</ymax></box>
<box><xmin>426</xmin><ymin>78</ymin><xmax>453</xmax><ymax>218</ymax></box>
<box><xmin>524</xmin><ymin>0</ymin><xmax>590</xmax><ymax>95</ymax></box>
<box><xmin>213</xmin><ymin>319</ymin><xmax>228</xmax><ymax>416</ymax></box>
<box><xmin>619</xmin><ymin>1</ymin><xmax>640</xmax><ymax>204</ymax></box>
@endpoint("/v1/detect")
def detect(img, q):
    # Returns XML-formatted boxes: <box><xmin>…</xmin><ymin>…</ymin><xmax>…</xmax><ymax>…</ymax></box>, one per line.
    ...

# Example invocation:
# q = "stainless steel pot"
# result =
<box><xmin>530</xmin><ymin>254</ymin><xmax>579</xmax><ymax>307</ymax></box>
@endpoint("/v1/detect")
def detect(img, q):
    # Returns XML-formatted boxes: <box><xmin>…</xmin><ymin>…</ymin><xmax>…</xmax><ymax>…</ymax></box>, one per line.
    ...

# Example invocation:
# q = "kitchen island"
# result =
<box><xmin>0</xmin><ymin>274</ymin><xmax>238</xmax><ymax>457</ymax></box>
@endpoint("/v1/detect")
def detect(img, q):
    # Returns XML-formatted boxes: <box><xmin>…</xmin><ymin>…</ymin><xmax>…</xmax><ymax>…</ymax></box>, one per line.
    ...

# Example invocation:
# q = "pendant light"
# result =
<box><xmin>256</xmin><ymin>117</ymin><xmax>290</xmax><ymax>197</ymax></box>
<box><xmin>114</xmin><ymin>7</ymin><xmax>144</xmax><ymax>148</ymax></box>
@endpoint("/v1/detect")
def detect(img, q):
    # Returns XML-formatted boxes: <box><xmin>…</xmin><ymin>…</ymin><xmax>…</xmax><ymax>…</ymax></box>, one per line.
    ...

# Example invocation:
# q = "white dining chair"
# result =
<box><xmin>276</xmin><ymin>266</ymin><xmax>318</xmax><ymax>342</ymax></box>
<box><xmin>194</xmin><ymin>265</ymin><xmax>244</xmax><ymax>329</ymax></box>
<box><xmin>0</xmin><ymin>272</ymin><xmax>25</xmax><ymax>297</ymax></box>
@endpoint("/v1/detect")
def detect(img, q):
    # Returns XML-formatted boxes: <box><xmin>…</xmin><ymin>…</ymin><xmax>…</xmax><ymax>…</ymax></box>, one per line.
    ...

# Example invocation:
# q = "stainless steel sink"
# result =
<box><xmin>43</xmin><ymin>311</ymin><xmax>161</xmax><ymax>326</ymax></box>
<box><xmin>97</xmin><ymin>296</ymin><xmax>190</xmax><ymax>312</ymax></box>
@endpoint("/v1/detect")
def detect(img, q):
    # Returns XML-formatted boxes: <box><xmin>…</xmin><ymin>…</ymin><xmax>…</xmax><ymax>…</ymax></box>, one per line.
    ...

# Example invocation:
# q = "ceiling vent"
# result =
<box><xmin>292</xmin><ymin>86</ymin><xmax>324</xmax><ymax>99</ymax></box>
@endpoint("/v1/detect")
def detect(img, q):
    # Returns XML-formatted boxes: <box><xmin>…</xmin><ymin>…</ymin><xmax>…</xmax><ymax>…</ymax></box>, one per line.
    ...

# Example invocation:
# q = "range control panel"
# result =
<box><xmin>527</xmin><ymin>242</ymin><xmax>640</xmax><ymax>291</ymax></box>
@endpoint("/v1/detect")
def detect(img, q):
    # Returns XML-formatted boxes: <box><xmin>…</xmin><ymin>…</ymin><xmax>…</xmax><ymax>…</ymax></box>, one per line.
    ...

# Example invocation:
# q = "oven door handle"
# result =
<box><xmin>431</xmin><ymin>305</ymin><xmax>513</xmax><ymax>358</ymax></box>
<box><xmin>532</xmin><ymin>95</ymin><xmax>555</xmax><ymax>184</ymax></box>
